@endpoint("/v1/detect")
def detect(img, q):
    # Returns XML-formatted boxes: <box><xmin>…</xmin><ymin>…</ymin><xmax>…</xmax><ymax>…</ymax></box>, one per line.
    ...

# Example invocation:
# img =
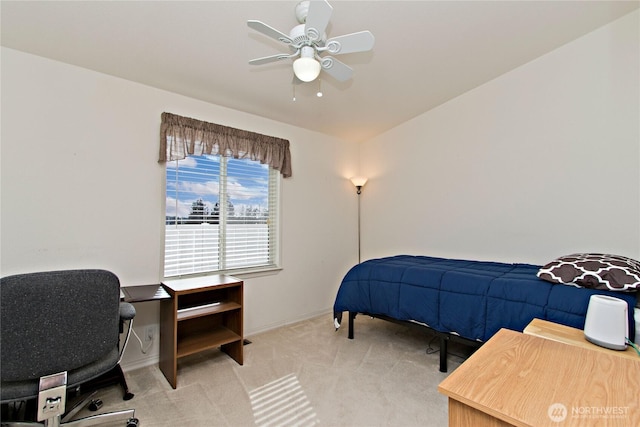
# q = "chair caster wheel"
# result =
<box><xmin>88</xmin><ymin>399</ymin><xmax>103</xmax><ymax>411</ymax></box>
<box><xmin>126</xmin><ymin>417</ymin><xmax>140</xmax><ymax>427</ymax></box>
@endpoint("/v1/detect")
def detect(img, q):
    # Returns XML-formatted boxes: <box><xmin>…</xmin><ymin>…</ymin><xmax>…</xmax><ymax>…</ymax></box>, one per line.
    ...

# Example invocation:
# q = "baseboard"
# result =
<box><xmin>245</xmin><ymin>308</ymin><xmax>332</xmax><ymax>337</ymax></box>
<box><xmin>121</xmin><ymin>354</ymin><xmax>159</xmax><ymax>372</ymax></box>
<box><xmin>121</xmin><ymin>308</ymin><xmax>334</xmax><ymax>372</ymax></box>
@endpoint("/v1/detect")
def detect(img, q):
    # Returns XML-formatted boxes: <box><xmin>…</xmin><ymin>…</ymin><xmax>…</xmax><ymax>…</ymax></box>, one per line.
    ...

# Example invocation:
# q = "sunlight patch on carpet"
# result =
<box><xmin>249</xmin><ymin>373</ymin><xmax>319</xmax><ymax>427</ymax></box>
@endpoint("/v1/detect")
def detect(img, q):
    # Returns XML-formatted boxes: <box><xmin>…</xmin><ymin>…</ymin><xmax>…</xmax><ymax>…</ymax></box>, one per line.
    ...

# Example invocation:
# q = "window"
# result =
<box><xmin>158</xmin><ymin>112</ymin><xmax>290</xmax><ymax>277</ymax></box>
<box><xmin>164</xmin><ymin>155</ymin><xmax>280</xmax><ymax>277</ymax></box>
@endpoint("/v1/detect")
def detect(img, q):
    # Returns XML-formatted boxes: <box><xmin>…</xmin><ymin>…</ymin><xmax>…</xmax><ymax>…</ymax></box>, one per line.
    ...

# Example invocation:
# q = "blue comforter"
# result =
<box><xmin>333</xmin><ymin>255</ymin><xmax>637</xmax><ymax>342</ymax></box>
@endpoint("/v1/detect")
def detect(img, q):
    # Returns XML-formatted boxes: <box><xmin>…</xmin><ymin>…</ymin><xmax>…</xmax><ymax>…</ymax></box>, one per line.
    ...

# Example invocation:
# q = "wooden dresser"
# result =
<box><xmin>523</xmin><ymin>318</ymin><xmax>638</xmax><ymax>362</ymax></box>
<box><xmin>438</xmin><ymin>328</ymin><xmax>639</xmax><ymax>426</ymax></box>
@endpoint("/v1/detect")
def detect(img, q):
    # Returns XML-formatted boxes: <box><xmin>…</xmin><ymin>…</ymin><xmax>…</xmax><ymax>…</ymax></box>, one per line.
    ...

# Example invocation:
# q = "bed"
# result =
<box><xmin>333</xmin><ymin>255</ymin><xmax>639</xmax><ymax>371</ymax></box>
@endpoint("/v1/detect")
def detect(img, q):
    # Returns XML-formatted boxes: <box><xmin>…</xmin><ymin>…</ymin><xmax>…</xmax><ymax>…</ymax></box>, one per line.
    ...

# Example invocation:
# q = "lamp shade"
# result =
<box><xmin>293</xmin><ymin>57</ymin><xmax>321</xmax><ymax>82</ymax></box>
<box><xmin>350</xmin><ymin>176</ymin><xmax>368</xmax><ymax>187</ymax></box>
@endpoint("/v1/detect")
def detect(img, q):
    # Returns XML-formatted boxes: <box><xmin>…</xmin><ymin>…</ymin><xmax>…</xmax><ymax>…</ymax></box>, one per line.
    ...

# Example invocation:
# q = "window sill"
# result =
<box><xmin>231</xmin><ymin>266</ymin><xmax>283</xmax><ymax>280</ymax></box>
<box><xmin>164</xmin><ymin>265</ymin><xmax>282</xmax><ymax>282</ymax></box>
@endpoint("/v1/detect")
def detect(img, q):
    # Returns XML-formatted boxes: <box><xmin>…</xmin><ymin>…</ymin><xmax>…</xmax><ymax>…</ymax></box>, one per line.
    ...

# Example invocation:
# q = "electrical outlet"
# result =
<box><xmin>144</xmin><ymin>325</ymin><xmax>156</xmax><ymax>343</ymax></box>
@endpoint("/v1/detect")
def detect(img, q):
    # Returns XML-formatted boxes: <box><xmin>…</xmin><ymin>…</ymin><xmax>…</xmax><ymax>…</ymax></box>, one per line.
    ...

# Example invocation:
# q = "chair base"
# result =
<box><xmin>1</xmin><ymin>409</ymin><xmax>138</xmax><ymax>427</ymax></box>
<box><xmin>79</xmin><ymin>365</ymin><xmax>134</xmax><ymax>401</ymax></box>
<box><xmin>1</xmin><ymin>386</ymin><xmax>137</xmax><ymax>427</ymax></box>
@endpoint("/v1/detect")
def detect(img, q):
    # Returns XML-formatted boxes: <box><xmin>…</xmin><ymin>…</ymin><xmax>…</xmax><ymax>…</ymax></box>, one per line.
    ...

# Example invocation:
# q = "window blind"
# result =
<box><xmin>164</xmin><ymin>155</ymin><xmax>279</xmax><ymax>277</ymax></box>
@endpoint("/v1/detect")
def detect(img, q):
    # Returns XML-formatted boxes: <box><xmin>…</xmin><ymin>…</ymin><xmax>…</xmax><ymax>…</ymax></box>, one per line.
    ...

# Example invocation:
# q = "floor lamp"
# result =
<box><xmin>350</xmin><ymin>176</ymin><xmax>368</xmax><ymax>264</ymax></box>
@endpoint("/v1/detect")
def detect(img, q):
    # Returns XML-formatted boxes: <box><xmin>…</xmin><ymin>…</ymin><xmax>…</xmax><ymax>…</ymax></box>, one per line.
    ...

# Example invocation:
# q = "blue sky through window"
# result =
<box><xmin>166</xmin><ymin>155</ymin><xmax>269</xmax><ymax>220</ymax></box>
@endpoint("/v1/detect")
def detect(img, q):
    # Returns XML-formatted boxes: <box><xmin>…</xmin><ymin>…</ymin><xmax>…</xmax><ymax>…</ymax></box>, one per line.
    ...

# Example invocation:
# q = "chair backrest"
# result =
<box><xmin>0</xmin><ymin>269</ymin><xmax>121</xmax><ymax>382</ymax></box>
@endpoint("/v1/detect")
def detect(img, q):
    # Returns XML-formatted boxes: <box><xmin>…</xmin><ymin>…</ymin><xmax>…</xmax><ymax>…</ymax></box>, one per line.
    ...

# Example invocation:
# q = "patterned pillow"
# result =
<box><xmin>537</xmin><ymin>253</ymin><xmax>640</xmax><ymax>292</ymax></box>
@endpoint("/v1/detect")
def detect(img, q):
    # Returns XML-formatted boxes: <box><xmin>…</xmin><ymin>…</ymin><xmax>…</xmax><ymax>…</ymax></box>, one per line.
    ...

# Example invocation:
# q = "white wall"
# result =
<box><xmin>2</xmin><ymin>9</ymin><xmax>638</xmax><ymax>370</ymax></box>
<box><xmin>0</xmin><ymin>47</ymin><xmax>360</xmax><ymax>369</ymax></box>
<box><xmin>360</xmin><ymin>10</ymin><xmax>640</xmax><ymax>265</ymax></box>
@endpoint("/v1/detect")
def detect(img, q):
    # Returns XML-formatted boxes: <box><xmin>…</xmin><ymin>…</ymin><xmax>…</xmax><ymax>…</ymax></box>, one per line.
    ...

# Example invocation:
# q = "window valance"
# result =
<box><xmin>159</xmin><ymin>112</ymin><xmax>292</xmax><ymax>177</ymax></box>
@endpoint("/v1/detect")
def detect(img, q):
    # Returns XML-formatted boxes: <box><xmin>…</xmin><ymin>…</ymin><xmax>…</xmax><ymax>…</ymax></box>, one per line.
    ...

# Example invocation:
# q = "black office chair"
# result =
<box><xmin>0</xmin><ymin>269</ymin><xmax>139</xmax><ymax>427</ymax></box>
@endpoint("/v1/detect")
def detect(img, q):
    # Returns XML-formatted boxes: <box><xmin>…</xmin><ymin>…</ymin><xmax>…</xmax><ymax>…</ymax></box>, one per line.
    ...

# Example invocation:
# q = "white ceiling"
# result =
<box><xmin>2</xmin><ymin>1</ymin><xmax>638</xmax><ymax>143</ymax></box>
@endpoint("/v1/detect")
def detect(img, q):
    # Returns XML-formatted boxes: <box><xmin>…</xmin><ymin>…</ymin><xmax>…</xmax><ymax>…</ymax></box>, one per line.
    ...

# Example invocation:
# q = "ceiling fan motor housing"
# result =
<box><xmin>289</xmin><ymin>23</ymin><xmax>325</xmax><ymax>49</ymax></box>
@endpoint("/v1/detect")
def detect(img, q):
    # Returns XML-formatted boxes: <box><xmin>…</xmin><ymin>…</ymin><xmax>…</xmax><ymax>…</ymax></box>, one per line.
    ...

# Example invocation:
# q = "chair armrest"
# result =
<box><xmin>118</xmin><ymin>302</ymin><xmax>136</xmax><ymax>363</ymax></box>
<box><xmin>119</xmin><ymin>302</ymin><xmax>136</xmax><ymax>321</ymax></box>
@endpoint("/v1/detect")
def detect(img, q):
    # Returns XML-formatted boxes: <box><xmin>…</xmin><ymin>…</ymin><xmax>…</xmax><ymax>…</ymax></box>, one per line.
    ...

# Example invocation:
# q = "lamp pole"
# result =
<box><xmin>356</xmin><ymin>185</ymin><xmax>362</xmax><ymax>263</ymax></box>
<box><xmin>350</xmin><ymin>177</ymin><xmax>367</xmax><ymax>264</ymax></box>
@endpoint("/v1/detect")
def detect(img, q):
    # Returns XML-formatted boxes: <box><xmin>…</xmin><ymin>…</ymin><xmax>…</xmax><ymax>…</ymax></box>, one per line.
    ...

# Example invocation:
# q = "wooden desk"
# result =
<box><xmin>524</xmin><ymin>318</ymin><xmax>639</xmax><ymax>362</ymax></box>
<box><xmin>121</xmin><ymin>283</ymin><xmax>171</xmax><ymax>303</ymax></box>
<box><xmin>159</xmin><ymin>275</ymin><xmax>243</xmax><ymax>388</ymax></box>
<box><xmin>438</xmin><ymin>328</ymin><xmax>639</xmax><ymax>427</ymax></box>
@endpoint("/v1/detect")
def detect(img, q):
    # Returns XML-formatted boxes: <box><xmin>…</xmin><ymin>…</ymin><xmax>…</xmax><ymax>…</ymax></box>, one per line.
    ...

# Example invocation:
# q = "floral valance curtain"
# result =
<box><xmin>159</xmin><ymin>112</ymin><xmax>292</xmax><ymax>178</ymax></box>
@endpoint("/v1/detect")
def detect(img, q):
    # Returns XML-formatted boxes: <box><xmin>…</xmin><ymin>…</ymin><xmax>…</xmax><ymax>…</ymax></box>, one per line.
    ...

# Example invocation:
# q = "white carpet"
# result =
<box><xmin>84</xmin><ymin>315</ymin><xmax>471</xmax><ymax>426</ymax></box>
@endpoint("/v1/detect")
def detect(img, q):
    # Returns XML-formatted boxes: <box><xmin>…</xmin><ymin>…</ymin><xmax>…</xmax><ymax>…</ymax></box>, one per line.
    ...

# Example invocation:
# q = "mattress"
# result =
<box><xmin>333</xmin><ymin>255</ymin><xmax>637</xmax><ymax>342</ymax></box>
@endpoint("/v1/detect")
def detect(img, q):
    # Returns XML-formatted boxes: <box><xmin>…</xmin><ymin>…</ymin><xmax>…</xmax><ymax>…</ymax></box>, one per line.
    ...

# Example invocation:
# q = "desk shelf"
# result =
<box><xmin>177</xmin><ymin>301</ymin><xmax>241</xmax><ymax>321</ymax></box>
<box><xmin>159</xmin><ymin>275</ymin><xmax>243</xmax><ymax>389</ymax></box>
<box><xmin>177</xmin><ymin>326</ymin><xmax>241</xmax><ymax>358</ymax></box>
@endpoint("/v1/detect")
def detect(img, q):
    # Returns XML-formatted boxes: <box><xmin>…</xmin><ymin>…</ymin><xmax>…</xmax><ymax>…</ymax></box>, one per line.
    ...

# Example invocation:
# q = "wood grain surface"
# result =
<box><xmin>438</xmin><ymin>328</ymin><xmax>639</xmax><ymax>426</ymax></box>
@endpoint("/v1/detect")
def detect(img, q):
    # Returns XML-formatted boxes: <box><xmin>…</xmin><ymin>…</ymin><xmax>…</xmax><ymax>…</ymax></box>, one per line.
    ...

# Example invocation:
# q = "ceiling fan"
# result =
<box><xmin>247</xmin><ymin>0</ymin><xmax>375</xmax><ymax>83</ymax></box>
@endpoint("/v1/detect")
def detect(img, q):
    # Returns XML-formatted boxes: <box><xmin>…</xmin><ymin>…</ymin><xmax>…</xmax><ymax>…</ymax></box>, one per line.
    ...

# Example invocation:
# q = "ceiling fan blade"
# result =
<box><xmin>249</xmin><ymin>53</ymin><xmax>294</xmax><ymax>66</ymax></box>
<box><xmin>305</xmin><ymin>0</ymin><xmax>333</xmax><ymax>42</ymax></box>
<box><xmin>320</xmin><ymin>56</ymin><xmax>353</xmax><ymax>82</ymax></box>
<box><xmin>325</xmin><ymin>31</ymin><xmax>375</xmax><ymax>55</ymax></box>
<box><xmin>247</xmin><ymin>20</ymin><xmax>292</xmax><ymax>44</ymax></box>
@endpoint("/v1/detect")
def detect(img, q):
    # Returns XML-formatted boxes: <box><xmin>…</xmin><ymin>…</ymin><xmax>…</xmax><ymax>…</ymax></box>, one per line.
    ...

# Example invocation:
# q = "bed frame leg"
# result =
<box><xmin>348</xmin><ymin>312</ymin><xmax>356</xmax><ymax>339</ymax></box>
<box><xmin>439</xmin><ymin>335</ymin><xmax>449</xmax><ymax>373</ymax></box>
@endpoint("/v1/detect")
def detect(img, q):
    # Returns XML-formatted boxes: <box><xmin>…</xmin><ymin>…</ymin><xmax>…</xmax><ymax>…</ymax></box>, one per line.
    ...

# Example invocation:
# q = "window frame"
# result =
<box><xmin>162</xmin><ymin>154</ymin><xmax>282</xmax><ymax>279</ymax></box>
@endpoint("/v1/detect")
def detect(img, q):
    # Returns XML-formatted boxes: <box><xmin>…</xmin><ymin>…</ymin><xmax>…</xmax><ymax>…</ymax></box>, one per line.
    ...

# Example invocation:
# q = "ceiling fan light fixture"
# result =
<box><xmin>293</xmin><ymin>56</ymin><xmax>321</xmax><ymax>82</ymax></box>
